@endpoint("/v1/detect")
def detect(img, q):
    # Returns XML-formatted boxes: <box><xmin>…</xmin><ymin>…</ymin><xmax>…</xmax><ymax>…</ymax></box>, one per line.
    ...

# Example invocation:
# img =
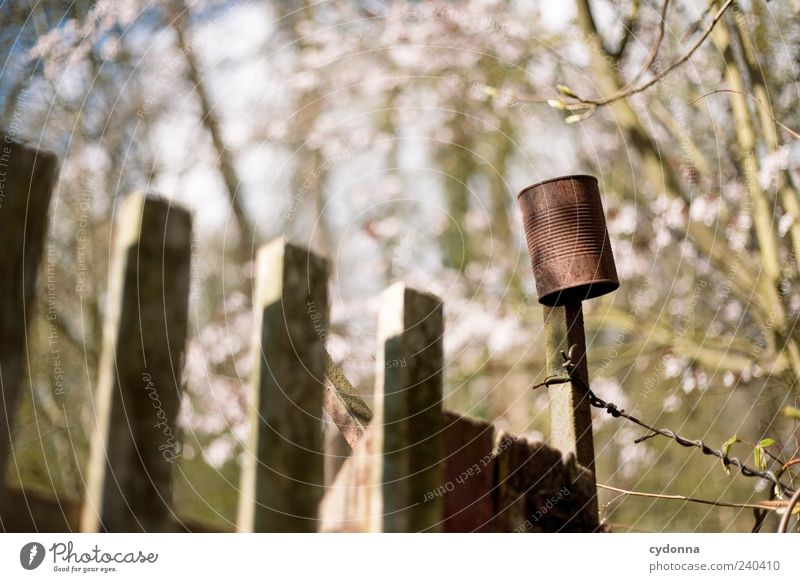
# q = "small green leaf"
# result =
<box><xmin>547</xmin><ymin>99</ymin><xmax>566</xmax><ymax>110</ymax></box>
<box><xmin>754</xmin><ymin>446</ymin><xmax>767</xmax><ymax>471</ymax></box>
<box><xmin>721</xmin><ymin>434</ymin><xmax>740</xmax><ymax>476</ymax></box>
<box><xmin>557</xmin><ymin>84</ymin><xmax>578</xmax><ymax>98</ymax></box>
<box><xmin>754</xmin><ymin>438</ymin><xmax>776</xmax><ymax>471</ymax></box>
<box><xmin>783</xmin><ymin>406</ymin><xmax>800</xmax><ymax>420</ymax></box>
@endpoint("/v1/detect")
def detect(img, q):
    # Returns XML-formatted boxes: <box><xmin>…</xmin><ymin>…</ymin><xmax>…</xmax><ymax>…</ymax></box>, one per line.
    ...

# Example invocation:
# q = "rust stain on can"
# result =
<box><xmin>518</xmin><ymin>174</ymin><xmax>618</xmax><ymax>306</ymax></box>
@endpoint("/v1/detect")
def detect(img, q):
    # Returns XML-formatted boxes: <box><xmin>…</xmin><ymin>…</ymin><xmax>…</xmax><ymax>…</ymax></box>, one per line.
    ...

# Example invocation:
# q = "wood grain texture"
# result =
<box><xmin>0</xmin><ymin>135</ymin><xmax>57</xmax><ymax>498</ymax></box>
<box><xmin>81</xmin><ymin>193</ymin><xmax>192</xmax><ymax>532</ymax></box>
<box><xmin>320</xmin><ymin>283</ymin><xmax>444</xmax><ymax>532</ymax></box>
<box><xmin>237</xmin><ymin>239</ymin><xmax>328</xmax><ymax>532</ymax></box>
<box><xmin>440</xmin><ymin>411</ymin><xmax>495</xmax><ymax>532</ymax></box>
<box><xmin>542</xmin><ymin>302</ymin><xmax>598</xmax><ymax>518</ymax></box>
<box><xmin>0</xmin><ymin>487</ymin><xmax>79</xmax><ymax>533</ymax></box>
<box><xmin>492</xmin><ymin>433</ymin><xmax>599</xmax><ymax>532</ymax></box>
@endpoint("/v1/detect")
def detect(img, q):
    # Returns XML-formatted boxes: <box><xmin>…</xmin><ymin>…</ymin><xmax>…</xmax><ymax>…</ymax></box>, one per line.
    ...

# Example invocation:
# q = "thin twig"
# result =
<box><xmin>783</xmin><ymin>458</ymin><xmax>800</xmax><ymax>472</ymax></box>
<box><xmin>599</xmin><ymin>483</ymin><xmax>785</xmax><ymax>512</ymax></box>
<box><xmin>533</xmin><ymin>345</ymin><xmax>796</xmax><ymax>496</ymax></box>
<box><xmin>628</xmin><ymin>0</ymin><xmax>670</xmax><ymax>87</ymax></box>
<box><xmin>778</xmin><ymin>487</ymin><xmax>800</xmax><ymax>533</ymax></box>
<box><xmin>610</xmin><ymin>0</ymin><xmax>641</xmax><ymax>60</ymax></box>
<box><xmin>571</xmin><ymin>0</ymin><xmax>734</xmax><ymax>108</ymax></box>
<box><xmin>690</xmin><ymin>89</ymin><xmax>800</xmax><ymax>141</ymax></box>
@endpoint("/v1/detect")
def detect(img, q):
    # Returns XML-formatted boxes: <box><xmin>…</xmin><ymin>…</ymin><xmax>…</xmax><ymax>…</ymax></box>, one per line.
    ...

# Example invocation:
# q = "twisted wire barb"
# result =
<box><xmin>532</xmin><ymin>345</ymin><xmax>795</xmax><ymax>497</ymax></box>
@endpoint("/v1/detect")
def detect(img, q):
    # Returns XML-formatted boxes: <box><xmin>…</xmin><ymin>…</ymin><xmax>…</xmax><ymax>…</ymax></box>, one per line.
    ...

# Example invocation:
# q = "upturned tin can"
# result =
<box><xmin>518</xmin><ymin>175</ymin><xmax>618</xmax><ymax>306</ymax></box>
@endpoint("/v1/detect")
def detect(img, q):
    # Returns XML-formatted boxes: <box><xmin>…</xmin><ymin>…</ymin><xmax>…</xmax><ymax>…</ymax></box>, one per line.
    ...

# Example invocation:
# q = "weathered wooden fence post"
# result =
<box><xmin>0</xmin><ymin>135</ymin><xmax>57</xmax><ymax>499</ymax></box>
<box><xmin>376</xmin><ymin>283</ymin><xmax>444</xmax><ymax>532</ymax></box>
<box><xmin>440</xmin><ymin>411</ymin><xmax>495</xmax><ymax>532</ymax></box>
<box><xmin>80</xmin><ymin>193</ymin><xmax>192</xmax><ymax>532</ymax></box>
<box><xmin>517</xmin><ymin>175</ymin><xmax>620</xmax><ymax>519</ymax></box>
<box><xmin>492</xmin><ymin>433</ymin><xmax>599</xmax><ymax>532</ymax></box>
<box><xmin>542</xmin><ymin>304</ymin><xmax>596</xmax><ymax>475</ymax></box>
<box><xmin>320</xmin><ymin>283</ymin><xmax>444</xmax><ymax>532</ymax></box>
<box><xmin>237</xmin><ymin>238</ymin><xmax>328</xmax><ymax>532</ymax></box>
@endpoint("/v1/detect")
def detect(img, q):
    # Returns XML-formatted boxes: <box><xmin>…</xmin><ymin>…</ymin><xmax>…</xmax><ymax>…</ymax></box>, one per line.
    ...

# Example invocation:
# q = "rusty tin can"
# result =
<box><xmin>518</xmin><ymin>174</ymin><xmax>618</xmax><ymax>306</ymax></box>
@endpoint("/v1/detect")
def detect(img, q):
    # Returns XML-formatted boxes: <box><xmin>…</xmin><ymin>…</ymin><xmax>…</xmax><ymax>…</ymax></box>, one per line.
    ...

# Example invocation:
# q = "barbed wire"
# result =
<box><xmin>531</xmin><ymin>345</ymin><xmax>795</xmax><ymax>498</ymax></box>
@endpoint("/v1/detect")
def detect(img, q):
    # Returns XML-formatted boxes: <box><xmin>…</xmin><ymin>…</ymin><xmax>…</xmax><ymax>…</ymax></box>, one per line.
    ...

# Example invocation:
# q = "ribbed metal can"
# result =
<box><xmin>517</xmin><ymin>174</ymin><xmax>618</xmax><ymax>306</ymax></box>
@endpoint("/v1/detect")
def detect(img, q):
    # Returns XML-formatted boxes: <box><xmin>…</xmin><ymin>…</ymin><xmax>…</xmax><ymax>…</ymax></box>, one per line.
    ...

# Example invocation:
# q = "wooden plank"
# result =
<box><xmin>492</xmin><ymin>434</ymin><xmax>599</xmax><ymax>532</ymax></box>
<box><xmin>542</xmin><ymin>303</ymin><xmax>597</xmax><ymax>515</ymax></box>
<box><xmin>0</xmin><ymin>486</ymin><xmax>230</xmax><ymax>533</ymax></box>
<box><xmin>323</xmin><ymin>417</ymin><xmax>351</xmax><ymax>487</ymax></box>
<box><xmin>320</xmin><ymin>283</ymin><xmax>444</xmax><ymax>532</ymax></box>
<box><xmin>0</xmin><ymin>487</ymin><xmax>79</xmax><ymax>533</ymax></box>
<box><xmin>0</xmin><ymin>135</ymin><xmax>57</xmax><ymax>498</ymax></box>
<box><xmin>80</xmin><ymin>193</ymin><xmax>192</xmax><ymax>532</ymax></box>
<box><xmin>237</xmin><ymin>238</ymin><xmax>328</xmax><ymax>532</ymax></box>
<box><xmin>440</xmin><ymin>411</ymin><xmax>495</xmax><ymax>532</ymax></box>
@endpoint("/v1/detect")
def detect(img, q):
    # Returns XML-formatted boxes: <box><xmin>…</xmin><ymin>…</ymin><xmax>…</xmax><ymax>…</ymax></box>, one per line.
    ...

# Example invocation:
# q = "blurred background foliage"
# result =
<box><xmin>3</xmin><ymin>0</ymin><xmax>800</xmax><ymax>532</ymax></box>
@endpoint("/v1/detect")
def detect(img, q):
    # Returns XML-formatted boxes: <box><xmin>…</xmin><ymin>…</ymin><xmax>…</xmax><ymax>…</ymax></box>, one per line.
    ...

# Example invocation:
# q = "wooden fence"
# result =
<box><xmin>0</xmin><ymin>137</ymin><xmax>599</xmax><ymax>533</ymax></box>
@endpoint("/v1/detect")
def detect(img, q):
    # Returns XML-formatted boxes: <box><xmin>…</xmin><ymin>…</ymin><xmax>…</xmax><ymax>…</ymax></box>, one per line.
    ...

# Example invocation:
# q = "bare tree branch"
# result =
<box><xmin>609</xmin><ymin>0</ymin><xmax>641</xmax><ymax>61</ymax></box>
<box><xmin>599</xmin><ymin>483</ymin><xmax>788</xmax><ymax>511</ymax></box>
<box><xmin>628</xmin><ymin>0</ymin><xmax>669</xmax><ymax>86</ymax></box>
<box><xmin>691</xmin><ymin>89</ymin><xmax>800</xmax><ymax>141</ymax></box>
<box><xmin>572</xmin><ymin>0</ymin><xmax>734</xmax><ymax>108</ymax></box>
<box><xmin>166</xmin><ymin>1</ymin><xmax>255</xmax><ymax>258</ymax></box>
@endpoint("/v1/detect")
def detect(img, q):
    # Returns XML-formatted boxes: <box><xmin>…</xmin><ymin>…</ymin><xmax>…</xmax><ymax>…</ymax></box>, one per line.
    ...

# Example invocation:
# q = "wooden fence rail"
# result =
<box><xmin>0</xmin><ymin>139</ymin><xmax>599</xmax><ymax>533</ymax></box>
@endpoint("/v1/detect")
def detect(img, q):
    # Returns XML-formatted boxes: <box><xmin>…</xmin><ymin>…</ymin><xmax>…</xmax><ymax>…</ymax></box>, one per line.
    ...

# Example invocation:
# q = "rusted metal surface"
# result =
<box><xmin>518</xmin><ymin>174</ymin><xmax>620</xmax><ymax>522</ymax></box>
<box><xmin>517</xmin><ymin>174</ymin><xmax>618</xmax><ymax>306</ymax></box>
